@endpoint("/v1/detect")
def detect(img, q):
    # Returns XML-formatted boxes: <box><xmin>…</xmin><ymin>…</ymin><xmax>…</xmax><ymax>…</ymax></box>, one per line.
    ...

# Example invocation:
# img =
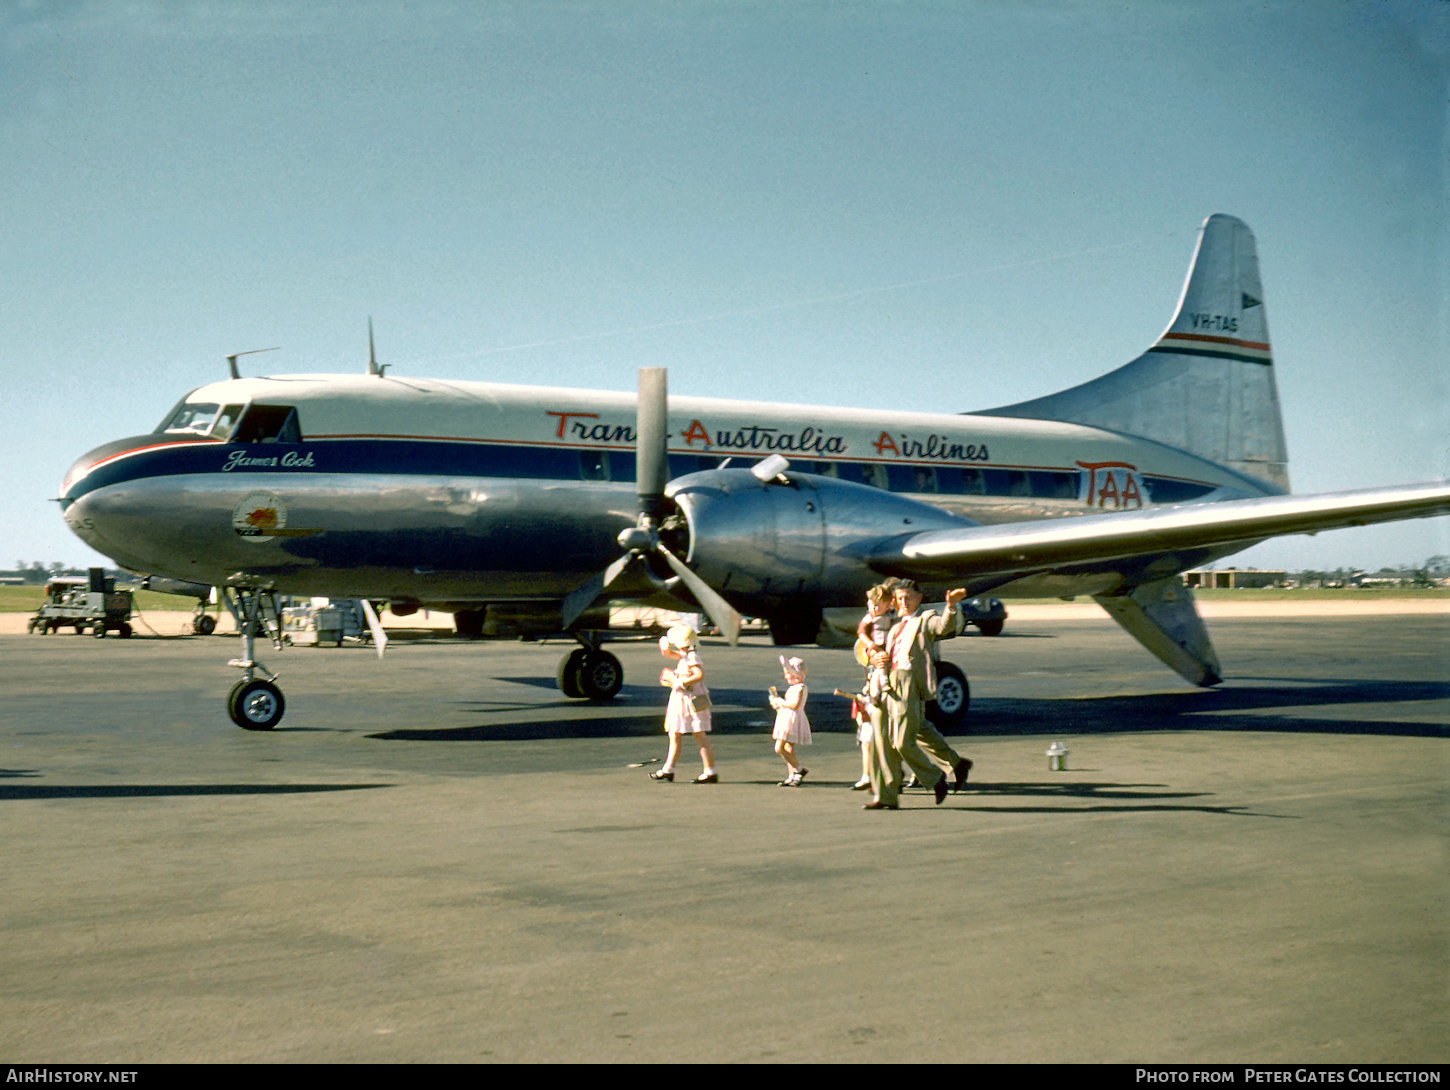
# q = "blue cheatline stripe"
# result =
<box><xmin>67</xmin><ymin>439</ymin><xmax>587</xmax><ymax>502</ymax></box>
<box><xmin>65</xmin><ymin>435</ymin><xmax>1215</xmax><ymax>505</ymax></box>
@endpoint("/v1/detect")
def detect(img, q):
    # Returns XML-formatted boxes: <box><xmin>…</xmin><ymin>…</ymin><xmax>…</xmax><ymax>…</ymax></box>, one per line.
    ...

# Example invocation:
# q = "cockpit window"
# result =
<box><xmin>211</xmin><ymin>404</ymin><xmax>245</xmax><ymax>440</ymax></box>
<box><xmin>233</xmin><ymin>404</ymin><xmax>302</xmax><ymax>444</ymax></box>
<box><xmin>159</xmin><ymin>402</ymin><xmax>221</xmax><ymax>435</ymax></box>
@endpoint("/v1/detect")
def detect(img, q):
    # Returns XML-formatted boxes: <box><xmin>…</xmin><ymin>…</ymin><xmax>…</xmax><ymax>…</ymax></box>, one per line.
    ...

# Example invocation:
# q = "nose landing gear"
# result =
<box><xmin>222</xmin><ymin>587</ymin><xmax>286</xmax><ymax>730</ymax></box>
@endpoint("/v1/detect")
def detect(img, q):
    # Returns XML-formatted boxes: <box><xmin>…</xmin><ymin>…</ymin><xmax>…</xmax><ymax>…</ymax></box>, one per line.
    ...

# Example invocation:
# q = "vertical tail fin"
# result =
<box><xmin>980</xmin><ymin>214</ymin><xmax>1289</xmax><ymax>492</ymax></box>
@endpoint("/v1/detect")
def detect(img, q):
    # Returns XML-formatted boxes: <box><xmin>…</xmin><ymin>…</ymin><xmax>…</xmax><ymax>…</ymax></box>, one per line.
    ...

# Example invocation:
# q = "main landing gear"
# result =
<box><xmin>555</xmin><ymin>636</ymin><xmax>624</xmax><ymax>701</ymax></box>
<box><xmin>222</xmin><ymin>588</ymin><xmax>286</xmax><ymax>730</ymax></box>
<box><xmin>925</xmin><ymin>661</ymin><xmax>970</xmax><ymax>733</ymax></box>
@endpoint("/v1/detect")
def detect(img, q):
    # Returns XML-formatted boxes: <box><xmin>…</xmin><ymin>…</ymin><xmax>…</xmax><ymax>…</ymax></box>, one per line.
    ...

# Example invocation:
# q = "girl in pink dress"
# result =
<box><xmin>649</xmin><ymin>624</ymin><xmax>717</xmax><ymax>784</ymax></box>
<box><xmin>769</xmin><ymin>656</ymin><xmax>812</xmax><ymax>786</ymax></box>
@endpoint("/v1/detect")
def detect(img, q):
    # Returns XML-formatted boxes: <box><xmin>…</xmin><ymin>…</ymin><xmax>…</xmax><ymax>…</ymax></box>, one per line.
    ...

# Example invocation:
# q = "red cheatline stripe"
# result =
<box><xmin>1159</xmin><ymin>331</ymin><xmax>1270</xmax><ymax>351</ymax></box>
<box><xmin>80</xmin><ymin>439</ymin><xmax>222</xmax><ymax>473</ymax></box>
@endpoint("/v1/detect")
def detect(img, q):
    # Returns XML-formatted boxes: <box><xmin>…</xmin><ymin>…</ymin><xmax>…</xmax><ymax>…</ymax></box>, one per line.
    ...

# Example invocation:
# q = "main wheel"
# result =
<box><xmin>92</xmin><ymin>623</ymin><xmax>106</xmax><ymax>638</ymax></box>
<box><xmin>768</xmin><ymin>604</ymin><xmax>822</xmax><ymax>646</ymax></box>
<box><xmin>118</xmin><ymin>622</ymin><xmax>133</xmax><ymax>639</ymax></box>
<box><xmin>556</xmin><ymin>649</ymin><xmax>587</xmax><ymax>698</ymax></box>
<box><xmin>926</xmin><ymin>662</ymin><xmax>970</xmax><ymax>732</ymax></box>
<box><xmin>576</xmin><ymin>650</ymin><xmax>624</xmax><ymax>701</ymax></box>
<box><xmin>194</xmin><ymin>614</ymin><xmax>216</xmax><ymax>635</ymax></box>
<box><xmin>973</xmin><ymin>618</ymin><xmax>1004</xmax><ymax>637</ymax></box>
<box><xmin>228</xmin><ymin>679</ymin><xmax>286</xmax><ymax>730</ymax></box>
<box><xmin>454</xmin><ymin>608</ymin><xmax>485</xmax><ymax>639</ymax></box>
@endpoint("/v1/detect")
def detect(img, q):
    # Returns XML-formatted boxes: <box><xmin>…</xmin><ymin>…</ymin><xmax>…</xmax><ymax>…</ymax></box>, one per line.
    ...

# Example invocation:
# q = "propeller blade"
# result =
<box><xmin>657</xmin><ymin>544</ymin><xmax>741</xmax><ymax>646</ymax></box>
<box><xmin>636</xmin><ymin>367</ymin><xmax>669</xmax><ymax>521</ymax></box>
<box><xmin>560</xmin><ymin>572</ymin><xmax>606</xmax><ymax>631</ymax></box>
<box><xmin>602</xmin><ymin>552</ymin><xmax>634</xmax><ymax>588</ymax></box>
<box><xmin>560</xmin><ymin>551</ymin><xmax>646</xmax><ymax>630</ymax></box>
<box><xmin>359</xmin><ymin>598</ymin><xmax>388</xmax><ymax>659</ymax></box>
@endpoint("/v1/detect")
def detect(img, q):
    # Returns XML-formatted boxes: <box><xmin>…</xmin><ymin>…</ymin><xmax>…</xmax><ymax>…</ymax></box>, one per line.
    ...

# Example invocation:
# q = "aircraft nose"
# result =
<box><xmin>60</xmin><ymin>433</ymin><xmax>156</xmax><ymax>508</ymax></box>
<box><xmin>60</xmin><ymin>448</ymin><xmax>100</xmax><ymax>510</ymax></box>
<box><xmin>57</xmin><ymin>433</ymin><xmax>167</xmax><ymax>560</ymax></box>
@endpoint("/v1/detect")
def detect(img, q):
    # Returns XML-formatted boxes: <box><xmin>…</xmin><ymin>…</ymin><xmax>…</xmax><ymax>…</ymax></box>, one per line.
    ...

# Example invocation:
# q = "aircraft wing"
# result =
<box><xmin>867</xmin><ymin>482</ymin><xmax>1450</xmax><ymax>581</ymax></box>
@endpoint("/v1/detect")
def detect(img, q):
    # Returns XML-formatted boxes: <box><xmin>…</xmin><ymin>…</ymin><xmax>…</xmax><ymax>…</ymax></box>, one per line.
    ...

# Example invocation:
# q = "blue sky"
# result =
<box><xmin>3</xmin><ymin>0</ymin><xmax>1446</xmax><ymax>571</ymax></box>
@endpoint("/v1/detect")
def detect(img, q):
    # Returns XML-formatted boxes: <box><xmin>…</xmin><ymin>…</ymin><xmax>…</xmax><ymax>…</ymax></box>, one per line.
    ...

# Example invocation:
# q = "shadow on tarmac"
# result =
<box><xmin>970</xmin><ymin>677</ymin><xmax>1450</xmax><ymax>739</ymax></box>
<box><xmin>0</xmin><ymin>783</ymin><xmax>393</xmax><ymax>801</ymax></box>
<box><xmin>368</xmin><ymin>678</ymin><xmax>1449</xmax><ymax>742</ymax></box>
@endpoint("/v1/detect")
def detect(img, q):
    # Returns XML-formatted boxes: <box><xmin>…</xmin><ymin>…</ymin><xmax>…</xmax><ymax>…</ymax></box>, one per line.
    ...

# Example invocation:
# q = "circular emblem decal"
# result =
<box><xmin>232</xmin><ymin>491</ymin><xmax>288</xmax><ymax>540</ymax></box>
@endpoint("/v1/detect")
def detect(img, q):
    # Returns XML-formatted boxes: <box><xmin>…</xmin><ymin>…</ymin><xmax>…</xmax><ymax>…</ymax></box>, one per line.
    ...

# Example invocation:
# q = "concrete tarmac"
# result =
<box><xmin>0</xmin><ymin>612</ymin><xmax>1445</xmax><ymax>1063</ymax></box>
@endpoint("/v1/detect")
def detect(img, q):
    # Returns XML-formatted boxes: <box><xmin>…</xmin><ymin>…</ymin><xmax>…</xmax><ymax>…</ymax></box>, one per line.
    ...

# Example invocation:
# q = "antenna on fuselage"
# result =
<box><xmin>367</xmin><ymin>318</ymin><xmax>387</xmax><ymax>376</ymax></box>
<box><xmin>225</xmin><ymin>346</ymin><xmax>280</xmax><ymax>380</ymax></box>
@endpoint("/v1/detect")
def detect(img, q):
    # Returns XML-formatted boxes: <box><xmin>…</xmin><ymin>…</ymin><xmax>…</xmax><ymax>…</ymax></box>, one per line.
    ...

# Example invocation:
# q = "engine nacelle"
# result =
<box><xmin>666</xmin><ymin>468</ymin><xmax>976</xmax><ymax>617</ymax></box>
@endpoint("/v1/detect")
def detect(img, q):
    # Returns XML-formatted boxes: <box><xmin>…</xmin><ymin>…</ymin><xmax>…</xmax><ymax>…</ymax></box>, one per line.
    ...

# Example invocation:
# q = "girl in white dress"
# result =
<box><xmin>769</xmin><ymin>656</ymin><xmax>812</xmax><ymax>786</ymax></box>
<box><xmin>650</xmin><ymin>624</ymin><xmax>717</xmax><ymax>784</ymax></box>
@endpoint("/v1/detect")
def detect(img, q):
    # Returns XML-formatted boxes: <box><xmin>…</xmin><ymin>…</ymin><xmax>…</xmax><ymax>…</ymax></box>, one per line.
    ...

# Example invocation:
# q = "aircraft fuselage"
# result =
<box><xmin>61</xmin><ymin>374</ymin><xmax>1273</xmax><ymax>614</ymax></box>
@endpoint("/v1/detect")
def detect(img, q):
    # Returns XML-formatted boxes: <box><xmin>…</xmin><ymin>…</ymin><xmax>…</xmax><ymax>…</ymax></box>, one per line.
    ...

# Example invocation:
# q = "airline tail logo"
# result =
<box><xmin>1077</xmin><ymin>461</ymin><xmax>1145</xmax><ymax>510</ymax></box>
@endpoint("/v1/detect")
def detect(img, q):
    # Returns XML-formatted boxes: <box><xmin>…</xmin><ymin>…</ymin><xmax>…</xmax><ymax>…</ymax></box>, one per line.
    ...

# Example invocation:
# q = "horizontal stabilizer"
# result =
<box><xmin>1094</xmin><ymin>578</ymin><xmax>1221</xmax><ymax>687</ymax></box>
<box><xmin>869</xmin><ymin>481</ymin><xmax>1450</xmax><ymax>582</ymax></box>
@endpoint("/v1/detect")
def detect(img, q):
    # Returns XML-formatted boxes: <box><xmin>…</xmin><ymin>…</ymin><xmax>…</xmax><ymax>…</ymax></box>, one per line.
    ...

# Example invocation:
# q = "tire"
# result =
<box><xmin>118</xmin><ymin>622</ymin><xmax>133</xmax><ymax>639</ymax></box>
<box><xmin>194</xmin><ymin>614</ymin><xmax>217</xmax><ymax>636</ymax></box>
<box><xmin>557</xmin><ymin>649</ymin><xmax>587</xmax><ymax>698</ymax></box>
<box><xmin>228</xmin><ymin>679</ymin><xmax>285</xmax><ymax>730</ymax></box>
<box><xmin>925</xmin><ymin>662</ymin><xmax>970</xmax><ymax>732</ymax></box>
<box><xmin>454</xmin><ymin>608</ymin><xmax>485</xmax><ymax>639</ymax></box>
<box><xmin>973</xmin><ymin>618</ymin><xmax>1004</xmax><ymax>637</ymax></box>
<box><xmin>576</xmin><ymin>650</ymin><xmax>624</xmax><ymax>701</ymax></box>
<box><xmin>768</xmin><ymin>605</ymin><xmax>822</xmax><ymax>647</ymax></box>
<box><xmin>93</xmin><ymin>624</ymin><xmax>106</xmax><ymax>638</ymax></box>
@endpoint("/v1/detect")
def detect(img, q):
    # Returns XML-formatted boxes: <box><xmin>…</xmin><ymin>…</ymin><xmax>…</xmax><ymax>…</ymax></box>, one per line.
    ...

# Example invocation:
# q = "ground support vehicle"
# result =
<box><xmin>27</xmin><ymin>569</ymin><xmax>134</xmax><ymax>638</ymax></box>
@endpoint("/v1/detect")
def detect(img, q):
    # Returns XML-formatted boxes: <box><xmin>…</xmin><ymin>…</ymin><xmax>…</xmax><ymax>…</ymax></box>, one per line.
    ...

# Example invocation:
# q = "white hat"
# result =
<box><xmin>779</xmin><ymin>655</ymin><xmax>806</xmax><ymax>677</ymax></box>
<box><xmin>664</xmin><ymin>624</ymin><xmax>697</xmax><ymax>649</ymax></box>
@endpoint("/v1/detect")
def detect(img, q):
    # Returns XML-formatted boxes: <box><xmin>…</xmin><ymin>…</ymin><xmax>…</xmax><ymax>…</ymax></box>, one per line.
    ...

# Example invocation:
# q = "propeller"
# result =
<box><xmin>560</xmin><ymin>367</ymin><xmax>742</xmax><ymax>644</ymax></box>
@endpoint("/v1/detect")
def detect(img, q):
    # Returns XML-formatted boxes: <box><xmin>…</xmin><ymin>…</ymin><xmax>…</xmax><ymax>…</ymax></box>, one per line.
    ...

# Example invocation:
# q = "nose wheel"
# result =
<box><xmin>229</xmin><ymin>678</ymin><xmax>286</xmax><ymax>730</ymax></box>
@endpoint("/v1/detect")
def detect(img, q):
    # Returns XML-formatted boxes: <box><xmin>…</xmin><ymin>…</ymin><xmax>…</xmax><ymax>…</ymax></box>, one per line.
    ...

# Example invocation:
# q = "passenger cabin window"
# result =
<box><xmin>578</xmin><ymin>450</ymin><xmax>608</xmax><ymax>481</ymax></box>
<box><xmin>1142</xmin><ymin>477</ymin><xmax>1215</xmax><ymax>503</ymax></box>
<box><xmin>233</xmin><ymin>404</ymin><xmax>302</xmax><ymax>444</ymax></box>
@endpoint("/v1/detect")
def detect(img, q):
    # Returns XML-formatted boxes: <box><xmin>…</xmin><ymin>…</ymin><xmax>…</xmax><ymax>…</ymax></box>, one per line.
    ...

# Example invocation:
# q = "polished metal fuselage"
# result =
<box><xmin>60</xmin><ymin>374</ymin><xmax>1271</xmax><ymax>614</ymax></box>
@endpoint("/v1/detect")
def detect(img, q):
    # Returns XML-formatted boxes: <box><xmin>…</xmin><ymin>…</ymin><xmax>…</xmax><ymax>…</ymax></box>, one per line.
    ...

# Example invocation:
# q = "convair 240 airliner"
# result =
<box><xmin>58</xmin><ymin>215</ymin><xmax>1450</xmax><ymax>729</ymax></box>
